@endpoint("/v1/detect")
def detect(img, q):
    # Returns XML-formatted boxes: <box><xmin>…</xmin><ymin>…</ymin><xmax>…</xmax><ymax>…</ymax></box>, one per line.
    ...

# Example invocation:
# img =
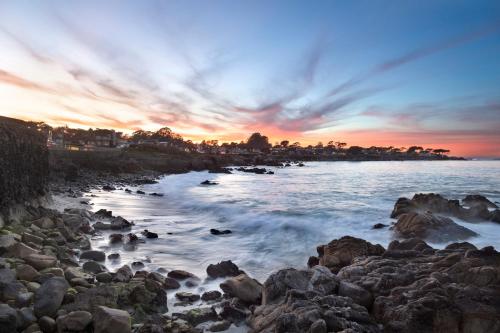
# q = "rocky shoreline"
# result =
<box><xmin>0</xmin><ymin>162</ymin><xmax>500</xmax><ymax>333</ymax></box>
<box><xmin>1</xmin><ymin>189</ymin><xmax>499</xmax><ymax>333</ymax></box>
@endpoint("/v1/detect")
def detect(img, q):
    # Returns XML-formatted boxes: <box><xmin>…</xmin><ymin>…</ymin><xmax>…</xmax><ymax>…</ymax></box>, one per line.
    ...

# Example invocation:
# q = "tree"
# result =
<box><xmin>347</xmin><ymin>146</ymin><xmax>364</xmax><ymax>155</ymax></box>
<box><xmin>335</xmin><ymin>142</ymin><xmax>347</xmax><ymax>150</ymax></box>
<box><xmin>290</xmin><ymin>142</ymin><xmax>301</xmax><ymax>148</ymax></box>
<box><xmin>407</xmin><ymin>146</ymin><xmax>423</xmax><ymax>154</ymax></box>
<box><xmin>433</xmin><ymin>149</ymin><xmax>450</xmax><ymax>155</ymax></box>
<box><xmin>131</xmin><ymin>130</ymin><xmax>154</xmax><ymax>142</ymax></box>
<box><xmin>315</xmin><ymin>142</ymin><xmax>323</xmax><ymax>148</ymax></box>
<box><xmin>280</xmin><ymin>140</ymin><xmax>289</xmax><ymax>148</ymax></box>
<box><xmin>246</xmin><ymin>133</ymin><xmax>271</xmax><ymax>151</ymax></box>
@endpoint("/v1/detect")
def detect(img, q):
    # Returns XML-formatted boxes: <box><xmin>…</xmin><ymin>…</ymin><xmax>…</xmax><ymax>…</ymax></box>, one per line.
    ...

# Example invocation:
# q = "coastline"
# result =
<box><xmin>2</xmin><ymin>162</ymin><xmax>500</xmax><ymax>332</ymax></box>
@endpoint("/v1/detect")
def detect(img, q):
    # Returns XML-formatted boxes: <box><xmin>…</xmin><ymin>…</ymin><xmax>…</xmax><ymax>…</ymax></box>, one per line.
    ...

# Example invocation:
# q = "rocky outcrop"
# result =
<box><xmin>391</xmin><ymin>193</ymin><xmax>499</xmax><ymax>223</ymax></box>
<box><xmin>311</xmin><ymin>236</ymin><xmax>385</xmax><ymax>273</ymax></box>
<box><xmin>393</xmin><ymin>212</ymin><xmax>478</xmax><ymax>242</ymax></box>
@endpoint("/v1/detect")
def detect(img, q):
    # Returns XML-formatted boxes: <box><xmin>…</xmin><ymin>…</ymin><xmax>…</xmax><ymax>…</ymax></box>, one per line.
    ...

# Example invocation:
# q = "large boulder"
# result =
<box><xmin>24</xmin><ymin>253</ymin><xmax>57</xmax><ymax>270</ymax></box>
<box><xmin>80</xmin><ymin>250</ymin><xmax>106</xmax><ymax>262</ymax></box>
<box><xmin>93</xmin><ymin>306</ymin><xmax>131</xmax><ymax>333</ymax></box>
<box><xmin>262</xmin><ymin>266</ymin><xmax>338</xmax><ymax>305</ymax></box>
<box><xmin>393</xmin><ymin>212</ymin><xmax>478</xmax><ymax>242</ymax></box>
<box><xmin>315</xmin><ymin>236</ymin><xmax>385</xmax><ymax>273</ymax></box>
<box><xmin>207</xmin><ymin>260</ymin><xmax>243</xmax><ymax>279</ymax></box>
<box><xmin>56</xmin><ymin>311</ymin><xmax>92</xmax><ymax>332</ymax></box>
<box><xmin>462</xmin><ymin>195</ymin><xmax>498</xmax><ymax>208</ymax></box>
<box><xmin>220</xmin><ymin>274</ymin><xmax>263</xmax><ymax>304</ymax></box>
<box><xmin>34</xmin><ymin>277</ymin><xmax>69</xmax><ymax>318</ymax></box>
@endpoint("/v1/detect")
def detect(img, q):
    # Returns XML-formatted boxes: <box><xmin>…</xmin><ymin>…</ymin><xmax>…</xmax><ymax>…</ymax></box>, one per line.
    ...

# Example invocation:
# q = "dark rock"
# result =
<box><xmin>210</xmin><ymin>228</ymin><xmax>232</xmax><ymax>235</ymax></box>
<box><xmin>201</xmin><ymin>290</ymin><xmax>222</xmax><ymax>301</ymax></box>
<box><xmin>163</xmin><ymin>277</ymin><xmax>181</xmax><ymax>289</ymax></box>
<box><xmin>131</xmin><ymin>261</ymin><xmax>145</xmax><ymax>269</ymax></box>
<box><xmin>93</xmin><ymin>306</ymin><xmax>131</xmax><ymax>333</ymax></box>
<box><xmin>141</xmin><ymin>230</ymin><xmax>159</xmax><ymax>239</ymax></box>
<box><xmin>393</xmin><ymin>212</ymin><xmax>478</xmax><ymax>242</ymax></box>
<box><xmin>209</xmin><ymin>320</ymin><xmax>231</xmax><ymax>332</ymax></box>
<box><xmin>38</xmin><ymin>316</ymin><xmax>56</xmax><ymax>333</ymax></box>
<box><xmin>178</xmin><ymin>307</ymin><xmax>217</xmax><ymax>326</ymax></box>
<box><xmin>372</xmin><ymin>223</ymin><xmax>387</xmax><ymax>229</ymax></box>
<box><xmin>167</xmin><ymin>270</ymin><xmax>197</xmax><ymax>280</ymax></box>
<box><xmin>338</xmin><ymin>280</ymin><xmax>373</xmax><ymax>308</ymax></box>
<box><xmin>82</xmin><ymin>260</ymin><xmax>107</xmax><ymax>274</ymax></box>
<box><xmin>96</xmin><ymin>272</ymin><xmax>113</xmax><ymax>283</ymax></box>
<box><xmin>220</xmin><ymin>274</ymin><xmax>262</xmax><ymax>304</ymax></box>
<box><xmin>80</xmin><ymin>250</ymin><xmax>106</xmax><ymax>262</ymax></box>
<box><xmin>201</xmin><ymin>180</ymin><xmax>218</xmax><ymax>185</ymax></box>
<box><xmin>175</xmin><ymin>292</ymin><xmax>200</xmax><ymax>302</ymax></box>
<box><xmin>109</xmin><ymin>233</ymin><xmax>124</xmax><ymax>243</ymax></box>
<box><xmin>56</xmin><ymin>310</ymin><xmax>92</xmax><ymax>332</ymax></box>
<box><xmin>108</xmin><ymin>253</ymin><xmax>120</xmax><ymax>260</ymax></box>
<box><xmin>34</xmin><ymin>277</ymin><xmax>69</xmax><ymax>318</ymax></box>
<box><xmin>206</xmin><ymin>260</ymin><xmax>242</xmax><ymax>279</ymax></box>
<box><xmin>114</xmin><ymin>265</ymin><xmax>133</xmax><ymax>283</ymax></box>
<box><xmin>102</xmin><ymin>185</ymin><xmax>116</xmax><ymax>191</ymax></box>
<box><xmin>462</xmin><ymin>194</ymin><xmax>498</xmax><ymax>208</ymax></box>
<box><xmin>149</xmin><ymin>192</ymin><xmax>164</xmax><ymax>197</ymax></box>
<box><xmin>136</xmin><ymin>190</ymin><xmax>146</xmax><ymax>194</ymax></box>
<box><xmin>0</xmin><ymin>303</ymin><xmax>18</xmax><ymax>332</ymax></box>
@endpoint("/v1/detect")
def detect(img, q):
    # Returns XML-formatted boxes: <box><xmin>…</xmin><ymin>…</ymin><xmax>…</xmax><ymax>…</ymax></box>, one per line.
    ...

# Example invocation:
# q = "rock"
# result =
<box><xmin>114</xmin><ymin>265</ymin><xmax>133</xmax><ymax>283</ymax></box>
<box><xmin>126</xmin><ymin>233</ymin><xmax>138</xmax><ymax>242</ymax></box>
<box><xmin>0</xmin><ymin>303</ymin><xmax>18</xmax><ymax>332</ymax></box>
<box><xmin>18</xmin><ymin>307</ymin><xmax>37</xmax><ymax>330</ymax></box>
<box><xmin>102</xmin><ymin>185</ymin><xmax>116</xmax><ymax>191</ymax></box>
<box><xmin>393</xmin><ymin>212</ymin><xmax>478</xmax><ymax>242</ymax></box>
<box><xmin>490</xmin><ymin>209</ymin><xmax>500</xmax><ymax>223</ymax></box>
<box><xmin>93</xmin><ymin>222</ymin><xmax>112</xmax><ymax>230</ymax></box>
<box><xmin>95</xmin><ymin>209</ymin><xmax>113</xmax><ymax>218</ymax></box>
<box><xmin>179</xmin><ymin>307</ymin><xmax>217</xmax><ymax>326</ymax></box>
<box><xmin>209</xmin><ymin>320</ymin><xmax>231</xmax><ymax>332</ymax></box>
<box><xmin>34</xmin><ymin>277</ymin><xmax>69</xmax><ymax>318</ymax></box>
<box><xmin>136</xmin><ymin>190</ymin><xmax>145</xmax><ymax>194</ymax></box>
<box><xmin>207</xmin><ymin>260</ymin><xmax>242</xmax><ymax>279</ymax></box>
<box><xmin>96</xmin><ymin>272</ymin><xmax>112</xmax><ymax>283</ymax></box>
<box><xmin>210</xmin><ymin>228</ymin><xmax>232</xmax><ymax>235</ymax></box>
<box><xmin>56</xmin><ymin>310</ymin><xmax>92</xmax><ymax>331</ymax></box>
<box><xmin>80</xmin><ymin>250</ymin><xmax>106</xmax><ymax>262</ymax></box>
<box><xmin>202</xmin><ymin>290</ymin><xmax>222</xmax><ymax>301</ymax></box>
<box><xmin>201</xmin><ymin>180</ymin><xmax>218</xmax><ymax>185</ymax></box>
<box><xmin>32</xmin><ymin>217</ymin><xmax>55</xmax><ymax>229</ymax></box>
<box><xmin>23</xmin><ymin>232</ymin><xmax>44</xmax><ymax>245</ymax></box>
<box><xmin>110</xmin><ymin>216</ymin><xmax>132</xmax><ymax>230</ymax></box>
<box><xmin>0</xmin><ymin>267</ymin><xmax>16</xmax><ymax>284</ymax></box>
<box><xmin>141</xmin><ymin>230</ymin><xmax>158</xmax><ymax>239</ymax></box>
<box><xmin>131</xmin><ymin>261</ymin><xmax>145</xmax><ymax>269</ymax></box>
<box><xmin>249</xmin><ymin>292</ymin><xmax>379</xmax><ymax>333</ymax></box>
<box><xmin>338</xmin><ymin>280</ymin><xmax>373</xmax><ymax>308</ymax></box>
<box><xmin>163</xmin><ymin>277</ymin><xmax>181</xmax><ymax>289</ymax></box>
<box><xmin>220</xmin><ymin>274</ymin><xmax>262</xmax><ymax>304</ymax></box>
<box><xmin>108</xmin><ymin>253</ymin><xmax>120</xmax><ymax>260</ymax></box>
<box><xmin>82</xmin><ymin>260</ymin><xmax>107</xmax><ymax>274</ymax></box>
<box><xmin>175</xmin><ymin>292</ymin><xmax>200</xmax><ymax>302</ymax></box>
<box><xmin>0</xmin><ymin>234</ymin><xmax>17</xmax><ymax>254</ymax></box>
<box><xmin>64</xmin><ymin>267</ymin><xmax>94</xmax><ymax>283</ymax></box>
<box><xmin>16</xmin><ymin>291</ymin><xmax>34</xmax><ymax>307</ymax></box>
<box><xmin>93</xmin><ymin>306</ymin><xmax>131</xmax><ymax>333</ymax></box>
<box><xmin>262</xmin><ymin>266</ymin><xmax>338</xmax><ymax>305</ymax></box>
<box><xmin>8</xmin><ymin>242</ymin><xmax>39</xmax><ymax>259</ymax></box>
<box><xmin>167</xmin><ymin>270</ymin><xmax>197</xmax><ymax>280</ymax></box>
<box><xmin>38</xmin><ymin>315</ymin><xmax>56</xmax><ymax>333</ymax></box>
<box><xmin>109</xmin><ymin>234</ymin><xmax>124</xmax><ymax>243</ymax></box>
<box><xmin>372</xmin><ymin>223</ymin><xmax>387</xmax><ymax>229</ymax></box>
<box><xmin>149</xmin><ymin>192</ymin><xmax>164</xmax><ymax>197</ymax></box>
<box><xmin>316</xmin><ymin>236</ymin><xmax>385</xmax><ymax>273</ymax></box>
<box><xmin>462</xmin><ymin>194</ymin><xmax>498</xmax><ymax>208</ymax></box>
<box><xmin>25</xmin><ymin>254</ymin><xmax>58</xmax><ymax>270</ymax></box>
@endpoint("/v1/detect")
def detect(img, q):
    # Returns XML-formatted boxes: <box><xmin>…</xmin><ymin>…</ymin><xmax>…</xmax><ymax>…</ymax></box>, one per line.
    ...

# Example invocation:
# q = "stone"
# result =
<box><xmin>34</xmin><ymin>277</ymin><xmax>69</xmax><ymax>318</ymax></box>
<box><xmin>394</xmin><ymin>212</ymin><xmax>478</xmax><ymax>242</ymax></box>
<box><xmin>316</xmin><ymin>236</ymin><xmax>385</xmax><ymax>273</ymax></box>
<box><xmin>56</xmin><ymin>310</ymin><xmax>92</xmax><ymax>332</ymax></box>
<box><xmin>38</xmin><ymin>315</ymin><xmax>56</xmax><ymax>333</ymax></box>
<box><xmin>109</xmin><ymin>234</ymin><xmax>124</xmax><ymax>243</ymax></box>
<box><xmin>220</xmin><ymin>274</ymin><xmax>262</xmax><ymax>304</ymax></box>
<box><xmin>462</xmin><ymin>194</ymin><xmax>498</xmax><ymax>208</ymax></box>
<box><xmin>80</xmin><ymin>250</ymin><xmax>106</xmax><ymax>262</ymax></box>
<box><xmin>8</xmin><ymin>242</ymin><xmax>39</xmax><ymax>259</ymax></box>
<box><xmin>0</xmin><ymin>303</ymin><xmax>18</xmax><ymax>332</ymax></box>
<box><xmin>18</xmin><ymin>307</ymin><xmax>37</xmax><ymax>330</ymax></box>
<box><xmin>64</xmin><ymin>267</ymin><xmax>94</xmax><ymax>283</ymax></box>
<box><xmin>179</xmin><ymin>307</ymin><xmax>217</xmax><ymax>326</ymax></box>
<box><xmin>108</xmin><ymin>253</ymin><xmax>120</xmax><ymax>260</ymax></box>
<box><xmin>32</xmin><ymin>217</ymin><xmax>55</xmax><ymax>229</ymax></box>
<box><xmin>202</xmin><ymin>290</ymin><xmax>222</xmax><ymax>301</ymax></box>
<box><xmin>0</xmin><ymin>267</ymin><xmax>16</xmax><ymax>284</ymax></box>
<box><xmin>167</xmin><ymin>270</ymin><xmax>197</xmax><ymax>280</ymax></box>
<box><xmin>16</xmin><ymin>264</ymin><xmax>41</xmax><ymax>282</ymax></box>
<box><xmin>209</xmin><ymin>320</ymin><xmax>231</xmax><ymax>332</ymax></box>
<box><xmin>82</xmin><ymin>260</ymin><xmax>107</xmax><ymax>274</ymax></box>
<box><xmin>96</xmin><ymin>272</ymin><xmax>113</xmax><ymax>283</ymax></box>
<box><xmin>163</xmin><ymin>277</ymin><xmax>181</xmax><ymax>289</ymax></box>
<box><xmin>2</xmin><ymin>281</ymin><xmax>28</xmax><ymax>301</ymax></box>
<box><xmin>0</xmin><ymin>234</ymin><xmax>17</xmax><ymax>254</ymax></box>
<box><xmin>207</xmin><ymin>260</ymin><xmax>242</xmax><ymax>279</ymax></box>
<box><xmin>114</xmin><ymin>265</ymin><xmax>133</xmax><ymax>283</ymax></box>
<box><xmin>93</xmin><ymin>306</ymin><xmax>131</xmax><ymax>333</ymax></box>
<box><xmin>175</xmin><ymin>292</ymin><xmax>200</xmax><ymax>302</ymax></box>
<box><xmin>338</xmin><ymin>280</ymin><xmax>373</xmax><ymax>308</ymax></box>
<box><xmin>25</xmin><ymin>254</ymin><xmax>58</xmax><ymax>270</ymax></box>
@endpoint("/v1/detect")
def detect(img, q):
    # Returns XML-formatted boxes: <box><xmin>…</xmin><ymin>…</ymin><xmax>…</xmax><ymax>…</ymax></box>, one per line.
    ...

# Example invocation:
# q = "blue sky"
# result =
<box><xmin>0</xmin><ymin>0</ymin><xmax>499</xmax><ymax>156</ymax></box>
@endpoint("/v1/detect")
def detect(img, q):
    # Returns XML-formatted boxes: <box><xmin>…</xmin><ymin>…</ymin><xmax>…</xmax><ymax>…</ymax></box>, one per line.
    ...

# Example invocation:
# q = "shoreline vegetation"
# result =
<box><xmin>1</xmin><ymin>116</ymin><xmax>499</xmax><ymax>333</ymax></box>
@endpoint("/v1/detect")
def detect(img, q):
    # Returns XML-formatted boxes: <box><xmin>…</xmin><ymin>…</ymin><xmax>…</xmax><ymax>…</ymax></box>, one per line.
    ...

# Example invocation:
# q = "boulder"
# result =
<box><xmin>175</xmin><ymin>292</ymin><xmax>200</xmax><ymax>302</ymax></box>
<box><xmin>178</xmin><ymin>307</ymin><xmax>217</xmax><ymax>326</ymax></box>
<box><xmin>316</xmin><ymin>236</ymin><xmax>385</xmax><ymax>273</ymax></box>
<box><xmin>202</xmin><ymin>290</ymin><xmax>222</xmax><ymax>301</ymax></box>
<box><xmin>114</xmin><ymin>265</ymin><xmax>133</xmax><ymax>283</ymax></box>
<box><xmin>34</xmin><ymin>277</ymin><xmax>69</xmax><ymax>318</ymax></box>
<box><xmin>25</xmin><ymin>254</ymin><xmax>57</xmax><ymax>270</ymax></box>
<box><xmin>338</xmin><ymin>280</ymin><xmax>373</xmax><ymax>308</ymax></box>
<box><xmin>462</xmin><ymin>194</ymin><xmax>498</xmax><ymax>208</ymax></box>
<box><xmin>8</xmin><ymin>242</ymin><xmax>39</xmax><ymax>259</ymax></box>
<box><xmin>56</xmin><ymin>310</ymin><xmax>92</xmax><ymax>331</ymax></box>
<box><xmin>38</xmin><ymin>316</ymin><xmax>56</xmax><ymax>333</ymax></box>
<box><xmin>207</xmin><ymin>260</ymin><xmax>242</xmax><ymax>279</ymax></box>
<box><xmin>209</xmin><ymin>320</ymin><xmax>231</xmax><ymax>332</ymax></box>
<box><xmin>393</xmin><ymin>212</ymin><xmax>478</xmax><ymax>242</ymax></box>
<box><xmin>0</xmin><ymin>267</ymin><xmax>16</xmax><ymax>284</ymax></box>
<box><xmin>167</xmin><ymin>270</ymin><xmax>197</xmax><ymax>280</ymax></box>
<box><xmin>82</xmin><ymin>261</ymin><xmax>107</xmax><ymax>274</ymax></box>
<box><xmin>0</xmin><ymin>303</ymin><xmax>18</xmax><ymax>332</ymax></box>
<box><xmin>93</xmin><ymin>306</ymin><xmax>131</xmax><ymax>333</ymax></box>
<box><xmin>32</xmin><ymin>217</ymin><xmax>55</xmax><ymax>229</ymax></box>
<box><xmin>220</xmin><ymin>274</ymin><xmax>262</xmax><ymax>304</ymax></box>
<box><xmin>0</xmin><ymin>234</ymin><xmax>17</xmax><ymax>254</ymax></box>
<box><xmin>80</xmin><ymin>250</ymin><xmax>106</xmax><ymax>262</ymax></box>
<box><xmin>163</xmin><ymin>277</ymin><xmax>181</xmax><ymax>289</ymax></box>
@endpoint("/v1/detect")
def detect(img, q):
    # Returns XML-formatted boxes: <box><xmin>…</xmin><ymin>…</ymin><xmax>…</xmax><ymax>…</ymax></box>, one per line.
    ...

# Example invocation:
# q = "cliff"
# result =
<box><xmin>0</xmin><ymin>116</ymin><xmax>49</xmax><ymax>213</ymax></box>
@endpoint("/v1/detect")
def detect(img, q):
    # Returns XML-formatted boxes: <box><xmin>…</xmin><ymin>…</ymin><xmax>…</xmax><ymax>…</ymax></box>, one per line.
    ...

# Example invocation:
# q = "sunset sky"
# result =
<box><xmin>0</xmin><ymin>1</ymin><xmax>499</xmax><ymax>157</ymax></box>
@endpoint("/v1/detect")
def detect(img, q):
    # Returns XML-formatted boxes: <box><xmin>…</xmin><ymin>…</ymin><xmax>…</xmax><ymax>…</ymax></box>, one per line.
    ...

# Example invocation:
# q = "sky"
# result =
<box><xmin>0</xmin><ymin>0</ymin><xmax>499</xmax><ymax>157</ymax></box>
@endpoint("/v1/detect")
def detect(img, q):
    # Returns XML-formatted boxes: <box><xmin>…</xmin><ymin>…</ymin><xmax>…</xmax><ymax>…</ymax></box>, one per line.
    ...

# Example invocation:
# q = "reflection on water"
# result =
<box><xmin>88</xmin><ymin>161</ymin><xmax>500</xmax><ymax>281</ymax></box>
